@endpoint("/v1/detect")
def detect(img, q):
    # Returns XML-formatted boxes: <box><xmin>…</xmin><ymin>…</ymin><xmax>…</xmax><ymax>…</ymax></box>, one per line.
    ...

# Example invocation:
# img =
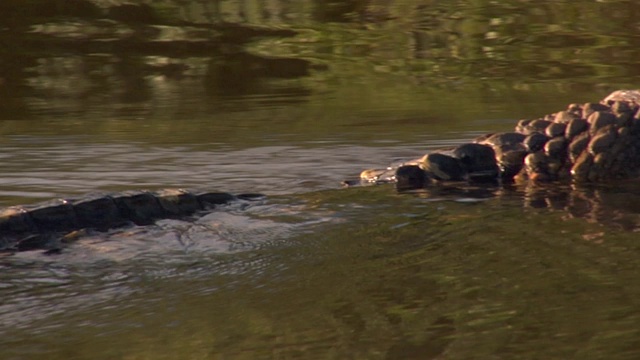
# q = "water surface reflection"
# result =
<box><xmin>0</xmin><ymin>137</ymin><xmax>445</xmax><ymax>204</ymax></box>
<box><xmin>3</xmin><ymin>0</ymin><xmax>640</xmax><ymax>358</ymax></box>
<box><xmin>3</xmin><ymin>182</ymin><xmax>640</xmax><ymax>359</ymax></box>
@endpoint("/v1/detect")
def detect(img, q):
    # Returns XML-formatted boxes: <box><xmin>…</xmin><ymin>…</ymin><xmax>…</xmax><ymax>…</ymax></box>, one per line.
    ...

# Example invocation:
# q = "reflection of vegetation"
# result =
<box><xmin>0</xmin><ymin>0</ymin><xmax>639</xmax><ymax>144</ymax></box>
<box><xmin>0</xmin><ymin>0</ymin><xmax>101</xmax><ymax>26</ymax></box>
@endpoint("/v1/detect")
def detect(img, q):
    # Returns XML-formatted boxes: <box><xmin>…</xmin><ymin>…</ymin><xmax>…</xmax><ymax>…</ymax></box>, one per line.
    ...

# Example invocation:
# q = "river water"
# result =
<box><xmin>2</xmin><ymin>1</ymin><xmax>640</xmax><ymax>359</ymax></box>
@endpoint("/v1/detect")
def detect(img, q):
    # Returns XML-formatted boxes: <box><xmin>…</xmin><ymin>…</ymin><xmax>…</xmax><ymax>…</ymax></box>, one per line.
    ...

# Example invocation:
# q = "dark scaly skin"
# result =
<box><xmin>0</xmin><ymin>189</ymin><xmax>260</xmax><ymax>253</ymax></box>
<box><xmin>354</xmin><ymin>90</ymin><xmax>640</xmax><ymax>189</ymax></box>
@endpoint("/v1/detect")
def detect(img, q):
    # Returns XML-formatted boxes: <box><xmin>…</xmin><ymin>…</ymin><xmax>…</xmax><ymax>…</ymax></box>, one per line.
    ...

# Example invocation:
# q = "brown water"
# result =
<box><xmin>2</xmin><ymin>1</ymin><xmax>640</xmax><ymax>359</ymax></box>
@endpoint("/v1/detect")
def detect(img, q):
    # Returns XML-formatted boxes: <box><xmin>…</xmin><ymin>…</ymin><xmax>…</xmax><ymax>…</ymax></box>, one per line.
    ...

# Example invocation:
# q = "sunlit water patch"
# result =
<box><xmin>0</xmin><ymin>135</ymin><xmax>480</xmax><ymax>205</ymax></box>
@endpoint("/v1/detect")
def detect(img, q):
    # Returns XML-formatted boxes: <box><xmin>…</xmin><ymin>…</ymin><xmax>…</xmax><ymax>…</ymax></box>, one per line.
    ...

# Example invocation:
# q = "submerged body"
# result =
<box><xmin>0</xmin><ymin>189</ymin><xmax>261</xmax><ymax>252</ymax></box>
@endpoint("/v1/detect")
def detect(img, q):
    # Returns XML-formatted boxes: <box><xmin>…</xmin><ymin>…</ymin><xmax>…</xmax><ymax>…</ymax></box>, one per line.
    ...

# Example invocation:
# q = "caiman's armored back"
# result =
<box><xmin>356</xmin><ymin>90</ymin><xmax>640</xmax><ymax>189</ymax></box>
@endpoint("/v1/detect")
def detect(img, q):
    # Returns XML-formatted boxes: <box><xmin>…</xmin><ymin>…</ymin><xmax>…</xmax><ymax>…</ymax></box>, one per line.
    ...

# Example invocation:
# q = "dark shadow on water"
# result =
<box><xmin>204</xmin><ymin>52</ymin><xmax>315</xmax><ymax>97</ymax></box>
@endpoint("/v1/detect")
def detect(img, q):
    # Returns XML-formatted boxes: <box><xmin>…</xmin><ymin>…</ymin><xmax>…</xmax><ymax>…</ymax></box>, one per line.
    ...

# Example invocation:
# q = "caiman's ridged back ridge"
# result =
<box><xmin>0</xmin><ymin>189</ymin><xmax>261</xmax><ymax>252</ymax></box>
<box><xmin>355</xmin><ymin>90</ymin><xmax>640</xmax><ymax>190</ymax></box>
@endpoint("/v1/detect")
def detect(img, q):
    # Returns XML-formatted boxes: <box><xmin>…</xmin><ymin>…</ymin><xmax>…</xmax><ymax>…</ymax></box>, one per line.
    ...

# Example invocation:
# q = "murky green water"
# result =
<box><xmin>2</xmin><ymin>1</ymin><xmax>640</xmax><ymax>359</ymax></box>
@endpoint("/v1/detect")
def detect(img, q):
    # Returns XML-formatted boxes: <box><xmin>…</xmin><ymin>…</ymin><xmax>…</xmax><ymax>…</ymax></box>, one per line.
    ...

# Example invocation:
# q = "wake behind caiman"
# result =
<box><xmin>3</xmin><ymin>90</ymin><xmax>640</xmax><ymax>253</ymax></box>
